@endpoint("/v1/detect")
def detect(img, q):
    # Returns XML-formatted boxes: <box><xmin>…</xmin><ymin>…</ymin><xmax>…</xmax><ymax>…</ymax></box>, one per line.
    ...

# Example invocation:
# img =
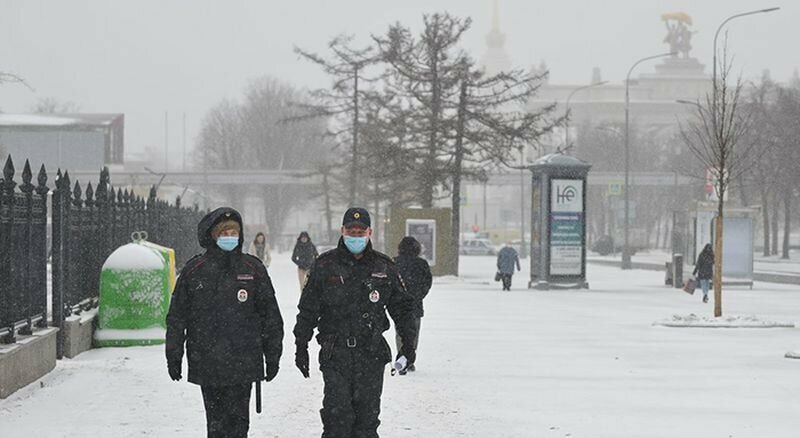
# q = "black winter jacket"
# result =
<box><xmin>292</xmin><ymin>241</ymin><xmax>318</xmax><ymax>270</ymax></box>
<box><xmin>166</xmin><ymin>207</ymin><xmax>284</xmax><ymax>386</ymax></box>
<box><xmin>693</xmin><ymin>250</ymin><xmax>714</xmax><ymax>280</ymax></box>
<box><xmin>293</xmin><ymin>238</ymin><xmax>417</xmax><ymax>366</ymax></box>
<box><xmin>394</xmin><ymin>255</ymin><xmax>432</xmax><ymax>318</ymax></box>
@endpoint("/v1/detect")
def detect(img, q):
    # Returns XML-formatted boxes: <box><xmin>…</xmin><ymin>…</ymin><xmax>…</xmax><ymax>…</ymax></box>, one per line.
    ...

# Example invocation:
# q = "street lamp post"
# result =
<box><xmin>622</xmin><ymin>52</ymin><xmax>673</xmax><ymax>269</ymax></box>
<box><xmin>564</xmin><ymin>81</ymin><xmax>608</xmax><ymax>146</ymax></box>
<box><xmin>712</xmin><ymin>8</ymin><xmax>779</xmax><ymax>110</ymax></box>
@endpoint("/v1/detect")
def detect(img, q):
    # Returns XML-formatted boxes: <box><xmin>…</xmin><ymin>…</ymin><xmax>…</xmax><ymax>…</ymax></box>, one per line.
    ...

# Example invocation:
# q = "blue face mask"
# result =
<box><xmin>343</xmin><ymin>235</ymin><xmax>368</xmax><ymax>255</ymax></box>
<box><xmin>216</xmin><ymin>236</ymin><xmax>239</xmax><ymax>252</ymax></box>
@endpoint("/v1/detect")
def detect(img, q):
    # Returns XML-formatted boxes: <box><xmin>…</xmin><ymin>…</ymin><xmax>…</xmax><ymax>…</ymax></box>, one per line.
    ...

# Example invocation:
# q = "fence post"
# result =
<box><xmin>34</xmin><ymin>165</ymin><xmax>49</xmax><ymax>329</ymax></box>
<box><xmin>0</xmin><ymin>156</ymin><xmax>17</xmax><ymax>343</ymax></box>
<box><xmin>52</xmin><ymin>170</ymin><xmax>65</xmax><ymax>357</ymax></box>
<box><xmin>69</xmin><ymin>180</ymin><xmax>83</xmax><ymax>315</ymax></box>
<box><xmin>18</xmin><ymin>161</ymin><xmax>34</xmax><ymax>336</ymax></box>
<box><xmin>84</xmin><ymin>182</ymin><xmax>96</xmax><ymax>310</ymax></box>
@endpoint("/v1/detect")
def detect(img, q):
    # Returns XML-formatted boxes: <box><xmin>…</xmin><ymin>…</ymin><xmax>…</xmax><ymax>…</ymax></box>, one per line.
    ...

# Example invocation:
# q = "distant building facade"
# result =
<box><xmin>0</xmin><ymin>113</ymin><xmax>124</xmax><ymax>172</ymax></box>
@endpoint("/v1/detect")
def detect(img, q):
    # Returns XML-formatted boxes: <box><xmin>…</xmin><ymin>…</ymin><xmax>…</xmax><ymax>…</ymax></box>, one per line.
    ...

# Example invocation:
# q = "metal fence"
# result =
<box><xmin>1</xmin><ymin>155</ymin><xmax>205</xmax><ymax>351</ymax></box>
<box><xmin>0</xmin><ymin>158</ymin><xmax>49</xmax><ymax>343</ymax></box>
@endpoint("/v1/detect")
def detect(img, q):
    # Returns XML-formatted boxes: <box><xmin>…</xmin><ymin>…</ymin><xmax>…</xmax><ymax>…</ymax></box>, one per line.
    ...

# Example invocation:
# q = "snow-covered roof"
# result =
<box><xmin>0</xmin><ymin>113</ymin><xmax>122</xmax><ymax>128</ymax></box>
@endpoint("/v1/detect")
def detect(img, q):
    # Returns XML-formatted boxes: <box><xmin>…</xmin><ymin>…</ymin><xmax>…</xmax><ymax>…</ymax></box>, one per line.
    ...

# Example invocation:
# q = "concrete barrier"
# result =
<box><xmin>63</xmin><ymin>309</ymin><xmax>97</xmax><ymax>359</ymax></box>
<box><xmin>0</xmin><ymin>328</ymin><xmax>58</xmax><ymax>399</ymax></box>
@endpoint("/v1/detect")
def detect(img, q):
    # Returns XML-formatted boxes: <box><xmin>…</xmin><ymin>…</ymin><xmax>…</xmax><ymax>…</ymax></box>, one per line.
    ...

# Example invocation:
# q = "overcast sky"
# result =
<box><xmin>0</xmin><ymin>0</ymin><xmax>794</xmax><ymax>169</ymax></box>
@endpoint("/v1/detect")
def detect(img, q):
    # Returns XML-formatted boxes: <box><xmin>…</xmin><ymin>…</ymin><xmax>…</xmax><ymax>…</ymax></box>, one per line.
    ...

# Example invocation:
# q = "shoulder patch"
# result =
<box><xmin>181</xmin><ymin>254</ymin><xmax>206</xmax><ymax>276</ymax></box>
<box><xmin>372</xmin><ymin>250</ymin><xmax>396</xmax><ymax>265</ymax></box>
<box><xmin>317</xmin><ymin>248</ymin><xmax>340</xmax><ymax>260</ymax></box>
<box><xmin>241</xmin><ymin>254</ymin><xmax>268</xmax><ymax>276</ymax></box>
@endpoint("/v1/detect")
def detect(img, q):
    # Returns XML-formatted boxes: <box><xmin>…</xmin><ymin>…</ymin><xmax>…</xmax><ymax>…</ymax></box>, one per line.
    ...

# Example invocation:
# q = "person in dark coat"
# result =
<box><xmin>293</xmin><ymin>207</ymin><xmax>417</xmax><ymax>438</ymax></box>
<box><xmin>292</xmin><ymin>231</ymin><xmax>318</xmax><ymax>291</ymax></box>
<box><xmin>166</xmin><ymin>207</ymin><xmax>284</xmax><ymax>438</ymax></box>
<box><xmin>496</xmin><ymin>243</ymin><xmax>521</xmax><ymax>291</ymax></box>
<box><xmin>693</xmin><ymin>243</ymin><xmax>714</xmax><ymax>303</ymax></box>
<box><xmin>393</xmin><ymin>236</ymin><xmax>432</xmax><ymax>374</ymax></box>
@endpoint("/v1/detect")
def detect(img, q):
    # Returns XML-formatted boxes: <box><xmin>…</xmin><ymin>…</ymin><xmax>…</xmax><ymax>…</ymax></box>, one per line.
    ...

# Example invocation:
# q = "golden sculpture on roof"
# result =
<box><xmin>662</xmin><ymin>12</ymin><xmax>695</xmax><ymax>58</ymax></box>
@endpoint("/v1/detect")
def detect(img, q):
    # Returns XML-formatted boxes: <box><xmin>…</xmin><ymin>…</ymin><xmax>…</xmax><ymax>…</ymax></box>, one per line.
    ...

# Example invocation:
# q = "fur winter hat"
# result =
<box><xmin>211</xmin><ymin>219</ymin><xmax>241</xmax><ymax>239</ymax></box>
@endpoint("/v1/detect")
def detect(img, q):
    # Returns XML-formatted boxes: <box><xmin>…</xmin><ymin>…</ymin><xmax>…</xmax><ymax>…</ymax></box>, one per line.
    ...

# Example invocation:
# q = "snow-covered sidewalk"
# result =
<box><xmin>2</xmin><ymin>254</ymin><xmax>800</xmax><ymax>437</ymax></box>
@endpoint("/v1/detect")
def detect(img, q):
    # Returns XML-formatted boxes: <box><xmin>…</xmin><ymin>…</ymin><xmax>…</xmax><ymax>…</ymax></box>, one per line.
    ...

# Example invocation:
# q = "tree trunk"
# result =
<box><xmin>322</xmin><ymin>170</ymin><xmax>333</xmax><ymax>243</ymax></box>
<box><xmin>422</xmin><ymin>53</ymin><xmax>441</xmax><ymax>209</ymax></box>
<box><xmin>782</xmin><ymin>191</ymin><xmax>792</xmax><ymax>259</ymax></box>
<box><xmin>654</xmin><ymin>216</ymin><xmax>662</xmax><ymax>249</ymax></box>
<box><xmin>760</xmin><ymin>188</ymin><xmax>770</xmax><ymax>256</ymax></box>
<box><xmin>771</xmin><ymin>194</ymin><xmax>779</xmax><ymax>255</ymax></box>
<box><xmin>373</xmin><ymin>178</ymin><xmax>381</xmax><ymax>252</ymax></box>
<box><xmin>350</xmin><ymin>67</ymin><xmax>360</xmax><ymax>206</ymax></box>
<box><xmin>449</xmin><ymin>77</ymin><xmax>468</xmax><ymax>276</ymax></box>
<box><xmin>713</xmin><ymin>212</ymin><xmax>724</xmax><ymax>318</ymax></box>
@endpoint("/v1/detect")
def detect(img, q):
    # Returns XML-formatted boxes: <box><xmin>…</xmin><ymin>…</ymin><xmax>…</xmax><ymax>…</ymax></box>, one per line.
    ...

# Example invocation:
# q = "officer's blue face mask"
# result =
<box><xmin>216</xmin><ymin>236</ymin><xmax>239</xmax><ymax>252</ymax></box>
<box><xmin>343</xmin><ymin>235</ymin><xmax>368</xmax><ymax>255</ymax></box>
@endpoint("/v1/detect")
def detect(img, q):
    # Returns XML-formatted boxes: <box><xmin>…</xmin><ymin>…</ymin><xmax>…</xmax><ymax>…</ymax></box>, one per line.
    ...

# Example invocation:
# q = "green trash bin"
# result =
<box><xmin>94</xmin><ymin>240</ymin><xmax>174</xmax><ymax>347</ymax></box>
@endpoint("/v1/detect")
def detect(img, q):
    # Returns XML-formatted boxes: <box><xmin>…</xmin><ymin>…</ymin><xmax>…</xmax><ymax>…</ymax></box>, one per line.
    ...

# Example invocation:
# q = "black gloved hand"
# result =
<box><xmin>168</xmin><ymin>361</ymin><xmax>182</xmax><ymax>381</ymax></box>
<box><xmin>295</xmin><ymin>344</ymin><xmax>310</xmax><ymax>378</ymax></box>
<box><xmin>265</xmin><ymin>362</ymin><xmax>279</xmax><ymax>382</ymax></box>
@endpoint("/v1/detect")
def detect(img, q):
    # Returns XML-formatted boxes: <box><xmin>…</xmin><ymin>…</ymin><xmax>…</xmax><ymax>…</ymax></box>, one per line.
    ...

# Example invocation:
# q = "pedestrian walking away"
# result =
<box><xmin>393</xmin><ymin>236</ymin><xmax>432</xmax><ymax>374</ymax></box>
<box><xmin>496</xmin><ymin>242</ymin><xmax>521</xmax><ymax>291</ymax></box>
<box><xmin>165</xmin><ymin>207</ymin><xmax>284</xmax><ymax>438</ymax></box>
<box><xmin>292</xmin><ymin>231</ymin><xmax>318</xmax><ymax>291</ymax></box>
<box><xmin>293</xmin><ymin>207</ymin><xmax>418</xmax><ymax>438</ymax></box>
<box><xmin>693</xmin><ymin>243</ymin><xmax>714</xmax><ymax>303</ymax></box>
<box><xmin>248</xmin><ymin>231</ymin><xmax>272</xmax><ymax>268</ymax></box>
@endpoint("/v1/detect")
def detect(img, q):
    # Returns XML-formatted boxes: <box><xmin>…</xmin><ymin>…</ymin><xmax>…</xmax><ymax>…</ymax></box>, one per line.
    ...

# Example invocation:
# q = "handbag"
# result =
<box><xmin>494</xmin><ymin>272</ymin><xmax>502</xmax><ymax>282</ymax></box>
<box><xmin>683</xmin><ymin>278</ymin><xmax>696</xmax><ymax>295</ymax></box>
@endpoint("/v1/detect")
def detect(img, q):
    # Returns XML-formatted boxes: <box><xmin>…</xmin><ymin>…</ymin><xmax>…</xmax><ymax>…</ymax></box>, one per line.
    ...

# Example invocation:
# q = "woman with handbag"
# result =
<box><xmin>693</xmin><ymin>244</ymin><xmax>714</xmax><ymax>303</ymax></box>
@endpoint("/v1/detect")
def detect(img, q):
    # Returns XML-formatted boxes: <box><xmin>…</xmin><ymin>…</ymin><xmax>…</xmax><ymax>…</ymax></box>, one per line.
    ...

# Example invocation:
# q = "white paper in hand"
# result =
<box><xmin>394</xmin><ymin>355</ymin><xmax>408</xmax><ymax>372</ymax></box>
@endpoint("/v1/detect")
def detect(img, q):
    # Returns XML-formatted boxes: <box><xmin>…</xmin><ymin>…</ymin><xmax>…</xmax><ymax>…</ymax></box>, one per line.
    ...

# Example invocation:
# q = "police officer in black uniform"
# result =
<box><xmin>294</xmin><ymin>207</ymin><xmax>417</xmax><ymax>438</ymax></box>
<box><xmin>166</xmin><ymin>207</ymin><xmax>284</xmax><ymax>438</ymax></box>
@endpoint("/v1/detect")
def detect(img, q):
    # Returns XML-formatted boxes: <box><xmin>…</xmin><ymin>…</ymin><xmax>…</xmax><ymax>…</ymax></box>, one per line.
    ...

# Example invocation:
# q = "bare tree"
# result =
<box><xmin>31</xmin><ymin>97</ymin><xmax>80</xmax><ymax>114</ymax></box>
<box><xmin>681</xmin><ymin>47</ymin><xmax>757</xmax><ymax>317</ymax></box>
<box><xmin>295</xmin><ymin>36</ymin><xmax>379</xmax><ymax>206</ymax></box>
<box><xmin>374</xmin><ymin>13</ymin><xmax>470</xmax><ymax>208</ymax></box>
<box><xmin>770</xmin><ymin>85</ymin><xmax>800</xmax><ymax>259</ymax></box>
<box><xmin>447</xmin><ymin>57</ymin><xmax>562</xmax><ymax>271</ymax></box>
<box><xmin>195</xmin><ymin>77</ymin><xmax>327</xmax><ymax>238</ymax></box>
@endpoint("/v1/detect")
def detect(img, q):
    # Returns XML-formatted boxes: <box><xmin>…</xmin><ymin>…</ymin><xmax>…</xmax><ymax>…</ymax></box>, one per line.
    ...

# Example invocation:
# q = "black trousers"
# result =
<box><xmin>395</xmin><ymin>317</ymin><xmax>421</xmax><ymax>363</ymax></box>
<box><xmin>201</xmin><ymin>383</ymin><xmax>251</xmax><ymax>438</ymax></box>
<box><xmin>320</xmin><ymin>352</ymin><xmax>385</xmax><ymax>438</ymax></box>
<box><xmin>501</xmin><ymin>273</ymin><xmax>513</xmax><ymax>290</ymax></box>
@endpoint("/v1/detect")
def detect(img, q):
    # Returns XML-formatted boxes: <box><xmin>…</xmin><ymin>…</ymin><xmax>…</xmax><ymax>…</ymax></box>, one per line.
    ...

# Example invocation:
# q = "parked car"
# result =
<box><xmin>460</xmin><ymin>238</ymin><xmax>497</xmax><ymax>256</ymax></box>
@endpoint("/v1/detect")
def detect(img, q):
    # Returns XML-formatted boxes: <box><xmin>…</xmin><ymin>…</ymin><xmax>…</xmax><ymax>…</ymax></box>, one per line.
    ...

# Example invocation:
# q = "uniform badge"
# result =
<box><xmin>371</xmin><ymin>272</ymin><xmax>387</xmax><ymax>279</ymax></box>
<box><xmin>237</xmin><ymin>274</ymin><xmax>254</xmax><ymax>281</ymax></box>
<box><xmin>237</xmin><ymin>289</ymin><xmax>248</xmax><ymax>302</ymax></box>
<box><xmin>369</xmin><ymin>290</ymin><xmax>380</xmax><ymax>303</ymax></box>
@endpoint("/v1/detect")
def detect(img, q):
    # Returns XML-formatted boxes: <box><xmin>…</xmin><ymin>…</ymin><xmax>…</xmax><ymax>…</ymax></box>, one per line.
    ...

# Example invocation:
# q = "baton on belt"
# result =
<box><xmin>255</xmin><ymin>379</ymin><xmax>262</xmax><ymax>414</ymax></box>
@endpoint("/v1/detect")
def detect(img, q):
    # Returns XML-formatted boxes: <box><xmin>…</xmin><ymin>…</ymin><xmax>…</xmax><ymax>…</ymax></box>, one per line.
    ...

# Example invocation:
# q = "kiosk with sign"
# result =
<box><xmin>527</xmin><ymin>153</ymin><xmax>591</xmax><ymax>289</ymax></box>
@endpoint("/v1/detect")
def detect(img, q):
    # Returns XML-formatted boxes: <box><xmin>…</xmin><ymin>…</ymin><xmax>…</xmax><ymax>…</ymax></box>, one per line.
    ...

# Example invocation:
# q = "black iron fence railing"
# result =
<box><xmin>1</xmin><ymin>155</ymin><xmax>205</xmax><ymax>356</ymax></box>
<box><xmin>0</xmin><ymin>158</ymin><xmax>49</xmax><ymax>344</ymax></box>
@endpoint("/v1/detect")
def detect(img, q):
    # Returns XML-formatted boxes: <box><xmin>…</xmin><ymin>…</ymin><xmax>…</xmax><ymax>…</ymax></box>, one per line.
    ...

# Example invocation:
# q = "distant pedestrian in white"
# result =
<box><xmin>248</xmin><ymin>232</ymin><xmax>271</xmax><ymax>268</ymax></box>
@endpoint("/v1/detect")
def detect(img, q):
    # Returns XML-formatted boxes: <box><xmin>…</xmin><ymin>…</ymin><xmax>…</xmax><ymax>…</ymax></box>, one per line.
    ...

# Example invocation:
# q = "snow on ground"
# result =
<box><xmin>589</xmin><ymin>248</ymin><xmax>800</xmax><ymax>276</ymax></box>
<box><xmin>3</xmin><ymin>253</ymin><xmax>800</xmax><ymax>437</ymax></box>
<box><xmin>653</xmin><ymin>313</ymin><xmax>796</xmax><ymax>328</ymax></box>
